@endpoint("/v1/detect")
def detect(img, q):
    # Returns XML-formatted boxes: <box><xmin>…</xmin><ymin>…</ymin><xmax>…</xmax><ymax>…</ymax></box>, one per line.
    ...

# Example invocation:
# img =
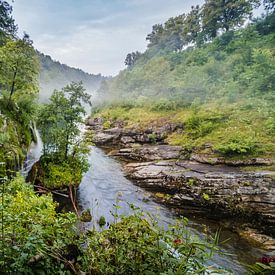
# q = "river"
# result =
<box><xmin>79</xmin><ymin>147</ymin><xmax>268</xmax><ymax>274</ymax></box>
<box><xmin>24</xmin><ymin>132</ymin><xmax>266</xmax><ymax>274</ymax></box>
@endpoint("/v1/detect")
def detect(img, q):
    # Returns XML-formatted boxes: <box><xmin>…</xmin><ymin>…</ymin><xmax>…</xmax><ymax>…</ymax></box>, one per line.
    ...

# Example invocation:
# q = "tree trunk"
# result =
<box><xmin>69</xmin><ymin>185</ymin><xmax>79</xmax><ymax>216</ymax></box>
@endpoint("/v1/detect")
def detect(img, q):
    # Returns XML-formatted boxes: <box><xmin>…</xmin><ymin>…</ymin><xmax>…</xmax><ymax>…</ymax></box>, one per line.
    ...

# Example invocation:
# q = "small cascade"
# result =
<box><xmin>21</xmin><ymin>126</ymin><xmax>43</xmax><ymax>177</ymax></box>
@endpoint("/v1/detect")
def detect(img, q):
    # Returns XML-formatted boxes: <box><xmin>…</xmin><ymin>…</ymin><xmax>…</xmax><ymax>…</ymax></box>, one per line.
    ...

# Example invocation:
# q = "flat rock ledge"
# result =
<box><xmin>124</xmin><ymin>160</ymin><xmax>275</xmax><ymax>239</ymax></box>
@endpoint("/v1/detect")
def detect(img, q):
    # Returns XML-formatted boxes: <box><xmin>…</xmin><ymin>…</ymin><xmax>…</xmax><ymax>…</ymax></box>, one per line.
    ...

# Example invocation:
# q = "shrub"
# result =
<box><xmin>216</xmin><ymin>134</ymin><xmax>258</xmax><ymax>156</ymax></box>
<box><xmin>103</xmin><ymin>120</ymin><xmax>112</xmax><ymax>129</ymax></box>
<box><xmin>151</xmin><ymin>98</ymin><xmax>177</xmax><ymax>111</ymax></box>
<box><xmin>82</xmin><ymin>207</ymin><xmax>227</xmax><ymax>274</ymax></box>
<box><xmin>0</xmin><ymin>175</ymin><xmax>78</xmax><ymax>273</ymax></box>
<box><xmin>185</xmin><ymin>112</ymin><xmax>225</xmax><ymax>139</ymax></box>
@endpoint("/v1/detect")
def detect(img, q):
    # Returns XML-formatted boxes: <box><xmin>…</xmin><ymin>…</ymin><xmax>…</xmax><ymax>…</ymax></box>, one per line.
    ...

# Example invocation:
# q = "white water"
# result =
<box><xmin>21</xmin><ymin>127</ymin><xmax>43</xmax><ymax>177</ymax></box>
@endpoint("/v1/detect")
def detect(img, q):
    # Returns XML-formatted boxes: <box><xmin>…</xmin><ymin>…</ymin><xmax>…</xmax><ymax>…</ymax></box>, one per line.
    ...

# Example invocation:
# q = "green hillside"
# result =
<box><xmin>39</xmin><ymin>52</ymin><xmax>106</xmax><ymax>102</ymax></box>
<box><xmin>94</xmin><ymin>12</ymin><xmax>275</xmax><ymax>160</ymax></box>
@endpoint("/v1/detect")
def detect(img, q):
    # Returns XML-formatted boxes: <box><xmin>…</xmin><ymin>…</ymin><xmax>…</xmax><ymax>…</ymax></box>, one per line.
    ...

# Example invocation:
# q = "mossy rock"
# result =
<box><xmin>80</xmin><ymin>209</ymin><xmax>92</xmax><ymax>222</ymax></box>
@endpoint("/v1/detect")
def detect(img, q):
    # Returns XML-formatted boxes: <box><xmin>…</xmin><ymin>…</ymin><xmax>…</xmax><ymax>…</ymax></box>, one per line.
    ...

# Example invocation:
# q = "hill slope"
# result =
<box><xmin>93</xmin><ymin>13</ymin><xmax>275</xmax><ymax>161</ymax></box>
<box><xmin>39</xmin><ymin>52</ymin><xmax>106</xmax><ymax>102</ymax></box>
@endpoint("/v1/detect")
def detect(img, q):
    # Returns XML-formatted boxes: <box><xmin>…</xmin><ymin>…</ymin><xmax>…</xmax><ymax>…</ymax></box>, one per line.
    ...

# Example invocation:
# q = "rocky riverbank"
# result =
<box><xmin>86</xmin><ymin>117</ymin><xmax>275</xmax><ymax>249</ymax></box>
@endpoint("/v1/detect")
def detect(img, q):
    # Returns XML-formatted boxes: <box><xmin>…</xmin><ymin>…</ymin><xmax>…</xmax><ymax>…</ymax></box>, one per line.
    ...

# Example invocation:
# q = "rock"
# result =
<box><xmin>80</xmin><ymin>209</ymin><xmax>92</xmax><ymax>222</ymax></box>
<box><xmin>190</xmin><ymin>153</ymin><xmax>275</xmax><ymax>166</ymax></box>
<box><xmin>124</xmin><ymin>160</ymin><xmax>275</xmax><ymax>237</ymax></box>
<box><xmin>110</xmin><ymin>145</ymin><xmax>183</xmax><ymax>161</ymax></box>
<box><xmin>120</xmin><ymin>136</ymin><xmax>135</xmax><ymax>144</ymax></box>
<box><xmin>93</xmin><ymin>132</ymin><xmax>119</xmax><ymax>145</ymax></box>
<box><xmin>86</xmin><ymin>117</ymin><xmax>104</xmax><ymax>131</ymax></box>
<box><xmin>87</xmin><ymin>117</ymin><xmax>183</xmax><ymax>146</ymax></box>
<box><xmin>237</xmin><ymin>228</ymin><xmax>275</xmax><ymax>250</ymax></box>
<box><xmin>86</xmin><ymin>116</ymin><xmax>275</xmax><ymax>239</ymax></box>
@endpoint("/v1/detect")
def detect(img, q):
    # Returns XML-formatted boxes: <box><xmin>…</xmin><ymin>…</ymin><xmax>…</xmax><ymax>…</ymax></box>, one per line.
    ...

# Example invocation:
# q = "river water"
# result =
<box><xmin>78</xmin><ymin>147</ymin><xmax>268</xmax><ymax>274</ymax></box>
<box><xmin>23</xmin><ymin>132</ymin><xmax>265</xmax><ymax>274</ymax></box>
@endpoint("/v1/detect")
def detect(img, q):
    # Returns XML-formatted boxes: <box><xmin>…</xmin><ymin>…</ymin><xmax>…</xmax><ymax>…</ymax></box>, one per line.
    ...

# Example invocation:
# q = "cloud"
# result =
<box><xmin>9</xmin><ymin>0</ymin><xmax>204</xmax><ymax>75</ymax></box>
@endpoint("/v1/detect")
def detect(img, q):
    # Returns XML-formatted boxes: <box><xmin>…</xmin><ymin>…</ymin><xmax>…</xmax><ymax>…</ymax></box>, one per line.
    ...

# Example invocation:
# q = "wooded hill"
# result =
<box><xmin>94</xmin><ymin>1</ymin><xmax>275</xmax><ymax>160</ymax></box>
<box><xmin>39</xmin><ymin>52</ymin><xmax>106</xmax><ymax>102</ymax></box>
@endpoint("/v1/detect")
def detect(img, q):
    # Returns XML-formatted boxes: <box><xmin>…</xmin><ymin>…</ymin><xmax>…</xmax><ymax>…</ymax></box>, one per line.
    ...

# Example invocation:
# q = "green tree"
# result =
<box><xmin>0</xmin><ymin>0</ymin><xmax>17</xmax><ymax>40</ymax></box>
<box><xmin>164</xmin><ymin>14</ymin><xmax>187</xmax><ymax>51</ymax></box>
<box><xmin>124</xmin><ymin>51</ymin><xmax>141</xmax><ymax>67</ymax></box>
<box><xmin>182</xmin><ymin>5</ymin><xmax>203</xmax><ymax>45</ymax></box>
<box><xmin>0</xmin><ymin>34</ymin><xmax>39</xmax><ymax>102</ymax></box>
<box><xmin>202</xmin><ymin>0</ymin><xmax>259</xmax><ymax>40</ymax></box>
<box><xmin>38</xmin><ymin>82</ymin><xmax>91</xmax><ymax>159</ymax></box>
<box><xmin>37</xmin><ymin>82</ymin><xmax>91</xmax><ymax>212</ymax></box>
<box><xmin>146</xmin><ymin>24</ymin><xmax>165</xmax><ymax>48</ymax></box>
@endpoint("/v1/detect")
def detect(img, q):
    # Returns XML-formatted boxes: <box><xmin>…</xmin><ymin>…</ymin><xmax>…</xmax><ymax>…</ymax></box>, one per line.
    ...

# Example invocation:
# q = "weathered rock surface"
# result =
<box><xmin>190</xmin><ymin>153</ymin><xmax>275</xmax><ymax>166</ymax></box>
<box><xmin>109</xmin><ymin>145</ymin><xmax>183</xmax><ymax>161</ymax></box>
<box><xmin>87</xmin><ymin>117</ymin><xmax>183</xmax><ymax>146</ymax></box>
<box><xmin>124</xmin><ymin>160</ymin><xmax>275</xmax><ymax>236</ymax></box>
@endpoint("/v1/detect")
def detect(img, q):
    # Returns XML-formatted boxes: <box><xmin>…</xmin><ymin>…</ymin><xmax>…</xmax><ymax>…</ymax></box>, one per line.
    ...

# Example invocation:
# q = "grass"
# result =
<box><xmin>92</xmin><ymin>98</ymin><xmax>275</xmax><ymax>161</ymax></box>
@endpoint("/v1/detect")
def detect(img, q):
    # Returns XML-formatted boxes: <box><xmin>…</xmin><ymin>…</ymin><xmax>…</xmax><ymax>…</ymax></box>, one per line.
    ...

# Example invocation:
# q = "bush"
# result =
<box><xmin>216</xmin><ymin>134</ymin><xmax>258</xmax><ymax>156</ymax></box>
<box><xmin>151</xmin><ymin>98</ymin><xmax>177</xmax><ymax>111</ymax></box>
<box><xmin>0</xmin><ymin>175</ymin><xmax>78</xmax><ymax>273</ymax></box>
<box><xmin>185</xmin><ymin>112</ymin><xmax>226</xmax><ymax>139</ymax></box>
<box><xmin>82</xmin><ymin>207</ymin><xmax>227</xmax><ymax>274</ymax></box>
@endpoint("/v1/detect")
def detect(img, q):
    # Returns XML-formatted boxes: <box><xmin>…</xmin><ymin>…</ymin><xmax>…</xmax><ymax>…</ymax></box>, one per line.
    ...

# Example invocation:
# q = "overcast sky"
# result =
<box><xmin>9</xmin><ymin>0</ymin><xmax>204</xmax><ymax>76</ymax></box>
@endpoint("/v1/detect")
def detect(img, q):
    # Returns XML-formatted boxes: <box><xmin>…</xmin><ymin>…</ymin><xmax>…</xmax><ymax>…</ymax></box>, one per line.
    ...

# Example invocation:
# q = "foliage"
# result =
<box><xmin>39</xmin><ymin>155</ymin><xmax>89</xmax><ymax>189</ymax></box>
<box><xmin>0</xmin><ymin>175</ymin><xmax>78</xmax><ymax>273</ymax></box>
<box><xmin>82</xmin><ymin>207</ymin><xmax>228</xmax><ymax>274</ymax></box>
<box><xmin>246</xmin><ymin>260</ymin><xmax>275</xmax><ymax>274</ymax></box>
<box><xmin>37</xmin><ymin>82</ymin><xmax>91</xmax><ymax>192</ymax></box>
<box><xmin>0</xmin><ymin>177</ymin><xmax>231</xmax><ymax>274</ymax></box>
<box><xmin>215</xmin><ymin>133</ymin><xmax>259</xmax><ymax>156</ymax></box>
<box><xmin>124</xmin><ymin>51</ymin><xmax>142</xmax><ymax>67</ymax></box>
<box><xmin>0</xmin><ymin>34</ymin><xmax>39</xmax><ymax>100</ymax></box>
<box><xmin>202</xmin><ymin>0</ymin><xmax>259</xmax><ymax>40</ymax></box>
<box><xmin>38</xmin><ymin>82</ymin><xmax>91</xmax><ymax>160</ymax></box>
<box><xmin>0</xmin><ymin>0</ymin><xmax>17</xmax><ymax>39</ymax></box>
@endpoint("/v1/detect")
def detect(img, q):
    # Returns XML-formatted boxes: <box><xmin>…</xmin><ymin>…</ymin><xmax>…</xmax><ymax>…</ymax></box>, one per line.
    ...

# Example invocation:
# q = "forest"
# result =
<box><xmin>0</xmin><ymin>0</ymin><xmax>274</xmax><ymax>274</ymax></box>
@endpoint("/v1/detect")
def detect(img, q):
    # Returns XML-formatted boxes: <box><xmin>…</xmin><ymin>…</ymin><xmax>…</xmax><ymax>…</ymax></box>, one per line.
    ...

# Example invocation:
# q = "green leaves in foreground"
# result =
<box><xmin>0</xmin><ymin>175</ymin><xmax>232</xmax><ymax>274</ymax></box>
<box><xmin>0</xmin><ymin>175</ymin><xmax>77</xmax><ymax>273</ymax></box>
<box><xmin>83</xmin><ymin>210</ymin><xmax>230</xmax><ymax>275</ymax></box>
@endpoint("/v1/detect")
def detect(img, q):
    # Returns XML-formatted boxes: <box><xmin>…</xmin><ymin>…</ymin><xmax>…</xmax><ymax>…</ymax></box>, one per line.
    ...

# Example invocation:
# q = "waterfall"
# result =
<box><xmin>21</xmin><ymin>126</ymin><xmax>43</xmax><ymax>177</ymax></box>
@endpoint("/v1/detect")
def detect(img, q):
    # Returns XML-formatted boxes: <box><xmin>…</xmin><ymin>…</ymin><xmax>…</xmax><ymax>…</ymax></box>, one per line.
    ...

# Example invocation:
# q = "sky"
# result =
<box><xmin>9</xmin><ymin>0</ymin><xmax>204</xmax><ymax>76</ymax></box>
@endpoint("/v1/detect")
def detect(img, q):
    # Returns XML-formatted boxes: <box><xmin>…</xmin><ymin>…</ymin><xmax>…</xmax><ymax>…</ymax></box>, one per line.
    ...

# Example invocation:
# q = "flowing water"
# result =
<box><xmin>21</xmin><ymin>127</ymin><xmax>43</xmax><ymax>177</ymax></box>
<box><xmin>78</xmin><ymin>147</ymin><xmax>267</xmax><ymax>274</ymax></box>
<box><xmin>23</xmin><ymin>132</ymin><xmax>266</xmax><ymax>274</ymax></box>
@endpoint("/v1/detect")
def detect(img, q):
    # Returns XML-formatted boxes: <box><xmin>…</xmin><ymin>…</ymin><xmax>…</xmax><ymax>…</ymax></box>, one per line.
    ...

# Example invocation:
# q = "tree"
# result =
<box><xmin>202</xmin><ymin>0</ymin><xmax>259</xmax><ymax>40</ymax></box>
<box><xmin>0</xmin><ymin>34</ymin><xmax>39</xmax><ymax>101</ymax></box>
<box><xmin>182</xmin><ymin>5</ymin><xmax>203</xmax><ymax>45</ymax></box>
<box><xmin>125</xmin><ymin>51</ymin><xmax>141</xmax><ymax>67</ymax></box>
<box><xmin>0</xmin><ymin>0</ymin><xmax>17</xmax><ymax>39</ymax></box>
<box><xmin>163</xmin><ymin>14</ymin><xmax>187</xmax><ymax>51</ymax></box>
<box><xmin>146</xmin><ymin>24</ymin><xmax>165</xmax><ymax>47</ymax></box>
<box><xmin>38</xmin><ymin>82</ymin><xmax>91</xmax><ymax>159</ymax></box>
<box><xmin>37</xmin><ymin>82</ymin><xmax>91</xmax><ymax>212</ymax></box>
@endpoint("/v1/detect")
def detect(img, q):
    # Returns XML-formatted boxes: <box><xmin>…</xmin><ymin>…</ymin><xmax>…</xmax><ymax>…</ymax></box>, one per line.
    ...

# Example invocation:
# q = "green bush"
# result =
<box><xmin>216</xmin><ymin>134</ymin><xmax>258</xmax><ymax>156</ymax></box>
<box><xmin>103</xmin><ymin>120</ymin><xmax>112</xmax><ymax>129</ymax></box>
<box><xmin>151</xmin><ymin>98</ymin><xmax>177</xmax><ymax>111</ymax></box>
<box><xmin>186</xmin><ymin>112</ymin><xmax>225</xmax><ymax>139</ymax></box>
<box><xmin>82</xmin><ymin>207</ymin><xmax>227</xmax><ymax>274</ymax></box>
<box><xmin>0</xmin><ymin>175</ymin><xmax>78</xmax><ymax>273</ymax></box>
